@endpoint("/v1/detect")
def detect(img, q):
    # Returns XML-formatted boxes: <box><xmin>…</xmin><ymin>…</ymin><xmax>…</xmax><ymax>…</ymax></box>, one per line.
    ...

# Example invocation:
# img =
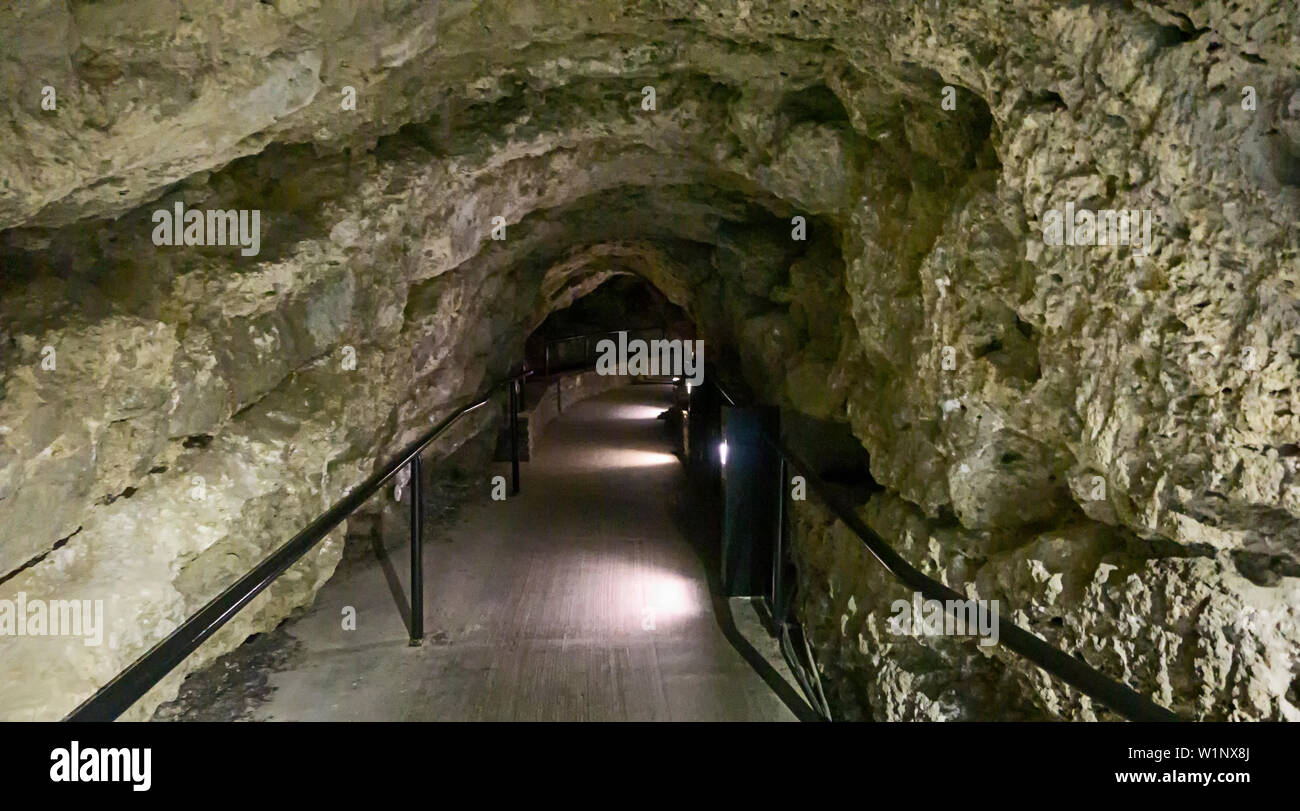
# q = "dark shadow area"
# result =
<box><xmin>781</xmin><ymin>409</ymin><xmax>884</xmax><ymax>512</ymax></box>
<box><xmin>371</xmin><ymin>531</ymin><xmax>411</xmax><ymax>631</ymax></box>
<box><xmin>526</xmin><ymin>275</ymin><xmax>694</xmax><ymax>375</ymax></box>
<box><xmin>151</xmin><ymin>625</ymin><xmax>303</xmax><ymax>722</ymax></box>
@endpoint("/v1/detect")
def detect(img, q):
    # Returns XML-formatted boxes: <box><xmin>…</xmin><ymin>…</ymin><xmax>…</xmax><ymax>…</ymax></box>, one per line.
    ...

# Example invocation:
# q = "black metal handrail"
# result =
<box><xmin>704</xmin><ymin>367</ymin><xmax>1183</xmax><ymax>722</ymax></box>
<box><xmin>542</xmin><ymin>327</ymin><xmax>668</xmax><ymax>377</ymax></box>
<box><xmin>66</xmin><ymin>371</ymin><xmax>530</xmax><ymax>722</ymax></box>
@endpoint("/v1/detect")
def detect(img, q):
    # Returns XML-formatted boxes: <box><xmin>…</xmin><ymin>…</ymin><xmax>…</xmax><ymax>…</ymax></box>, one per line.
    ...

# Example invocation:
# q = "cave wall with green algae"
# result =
<box><xmin>0</xmin><ymin>0</ymin><xmax>1297</xmax><ymax>719</ymax></box>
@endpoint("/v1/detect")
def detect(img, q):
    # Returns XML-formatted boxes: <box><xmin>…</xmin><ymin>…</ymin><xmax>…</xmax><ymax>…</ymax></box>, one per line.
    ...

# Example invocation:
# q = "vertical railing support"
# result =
<box><xmin>408</xmin><ymin>453</ymin><xmax>424</xmax><ymax>646</ymax></box>
<box><xmin>509</xmin><ymin>377</ymin><xmax>521</xmax><ymax>495</ymax></box>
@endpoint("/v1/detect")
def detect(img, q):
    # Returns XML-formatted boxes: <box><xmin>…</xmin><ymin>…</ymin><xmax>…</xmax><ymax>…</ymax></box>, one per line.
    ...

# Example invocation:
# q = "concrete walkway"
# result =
<box><xmin>246</xmin><ymin>384</ymin><xmax>798</xmax><ymax>721</ymax></box>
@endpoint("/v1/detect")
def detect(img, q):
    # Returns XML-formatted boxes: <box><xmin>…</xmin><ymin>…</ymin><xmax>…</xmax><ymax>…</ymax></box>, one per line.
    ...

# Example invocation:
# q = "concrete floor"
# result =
<box><xmin>244</xmin><ymin>384</ymin><xmax>800</xmax><ymax>721</ymax></box>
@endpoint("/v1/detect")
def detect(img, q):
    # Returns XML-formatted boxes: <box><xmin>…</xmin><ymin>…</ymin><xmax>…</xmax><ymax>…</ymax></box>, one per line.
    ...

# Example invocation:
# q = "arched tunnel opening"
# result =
<box><xmin>0</xmin><ymin>2</ymin><xmax>1298</xmax><ymax>774</ymax></box>
<box><xmin>525</xmin><ymin>274</ymin><xmax>694</xmax><ymax>375</ymax></box>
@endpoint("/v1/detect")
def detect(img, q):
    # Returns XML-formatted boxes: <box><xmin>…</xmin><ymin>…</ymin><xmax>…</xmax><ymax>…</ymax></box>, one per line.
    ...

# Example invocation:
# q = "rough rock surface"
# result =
<box><xmin>0</xmin><ymin>0</ymin><xmax>1297</xmax><ymax>720</ymax></box>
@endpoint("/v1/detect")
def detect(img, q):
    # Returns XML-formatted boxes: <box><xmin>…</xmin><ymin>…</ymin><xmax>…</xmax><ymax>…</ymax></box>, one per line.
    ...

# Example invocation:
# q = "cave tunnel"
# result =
<box><xmin>1</xmin><ymin>1</ymin><xmax>1299</xmax><ymax>762</ymax></box>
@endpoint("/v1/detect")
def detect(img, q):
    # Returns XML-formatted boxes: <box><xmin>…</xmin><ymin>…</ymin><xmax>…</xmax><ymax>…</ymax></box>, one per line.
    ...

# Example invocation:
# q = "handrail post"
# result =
<box><xmin>509</xmin><ymin>376</ymin><xmax>521</xmax><ymax>495</ymax></box>
<box><xmin>409</xmin><ymin>453</ymin><xmax>424</xmax><ymax>647</ymax></box>
<box><xmin>544</xmin><ymin>344</ymin><xmax>550</xmax><ymax>378</ymax></box>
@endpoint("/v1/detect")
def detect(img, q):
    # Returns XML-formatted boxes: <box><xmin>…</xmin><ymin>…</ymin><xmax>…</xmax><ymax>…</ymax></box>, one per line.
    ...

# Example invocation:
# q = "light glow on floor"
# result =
<box><xmin>570</xmin><ymin>447</ymin><xmax>678</xmax><ymax>470</ymax></box>
<box><xmin>608</xmin><ymin>403</ymin><xmax>667</xmax><ymax>420</ymax></box>
<box><xmin>618</xmin><ymin>449</ymin><xmax>679</xmax><ymax>468</ymax></box>
<box><xmin>641</xmin><ymin>571</ymin><xmax>698</xmax><ymax>625</ymax></box>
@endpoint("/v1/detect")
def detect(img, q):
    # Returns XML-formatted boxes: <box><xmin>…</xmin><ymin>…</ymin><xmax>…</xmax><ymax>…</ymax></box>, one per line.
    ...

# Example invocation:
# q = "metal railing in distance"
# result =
<box><xmin>542</xmin><ymin>327</ymin><xmax>667</xmax><ymax>377</ymax></box>
<box><xmin>703</xmin><ymin>368</ymin><xmax>1183</xmax><ymax>722</ymax></box>
<box><xmin>65</xmin><ymin>371</ymin><xmax>530</xmax><ymax>722</ymax></box>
